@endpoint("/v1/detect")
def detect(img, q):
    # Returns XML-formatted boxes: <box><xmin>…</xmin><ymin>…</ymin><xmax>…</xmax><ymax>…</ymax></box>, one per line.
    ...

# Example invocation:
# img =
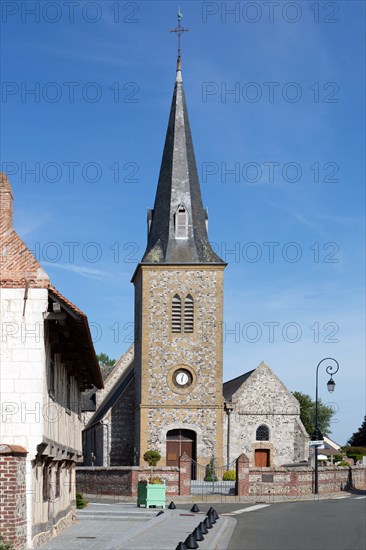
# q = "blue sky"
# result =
<box><xmin>1</xmin><ymin>1</ymin><xmax>365</xmax><ymax>445</ymax></box>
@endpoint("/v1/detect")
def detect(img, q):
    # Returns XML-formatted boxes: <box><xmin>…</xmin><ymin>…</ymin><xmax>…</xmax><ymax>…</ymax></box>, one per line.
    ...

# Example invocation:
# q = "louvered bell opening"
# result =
<box><xmin>184</xmin><ymin>295</ymin><xmax>194</xmax><ymax>333</ymax></box>
<box><xmin>172</xmin><ymin>295</ymin><xmax>182</xmax><ymax>333</ymax></box>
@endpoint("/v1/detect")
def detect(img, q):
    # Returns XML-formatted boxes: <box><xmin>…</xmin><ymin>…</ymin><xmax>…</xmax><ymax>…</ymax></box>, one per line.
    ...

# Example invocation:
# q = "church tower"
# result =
<box><xmin>132</xmin><ymin>41</ymin><xmax>226</xmax><ymax>468</ymax></box>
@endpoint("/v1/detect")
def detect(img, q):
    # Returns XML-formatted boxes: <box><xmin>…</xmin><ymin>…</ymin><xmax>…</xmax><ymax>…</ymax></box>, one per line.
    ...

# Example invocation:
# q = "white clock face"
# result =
<box><xmin>176</xmin><ymin>372</ymin><xmax>189</xmax><ymax>385</ymax></box>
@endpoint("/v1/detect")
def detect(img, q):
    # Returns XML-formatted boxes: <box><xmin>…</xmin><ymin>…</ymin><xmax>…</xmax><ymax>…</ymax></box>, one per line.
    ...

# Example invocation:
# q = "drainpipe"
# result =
<box><xmin>99</xmin><ymin>421</ymin><xmax>110</xmax><ymax>467</ymax></box>
<box><xmin>227</xmin><ymin>410</ymin><xmax>231</xmax><ymax>468</ymax></box>
<box><xmin>225</xmin><ymin>402</ymin><xmax>234</xmax><ymax>468</ymax></box>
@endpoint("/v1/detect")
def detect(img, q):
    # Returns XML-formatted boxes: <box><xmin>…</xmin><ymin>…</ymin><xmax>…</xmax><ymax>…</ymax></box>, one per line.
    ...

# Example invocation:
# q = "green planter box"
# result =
<box><xmin>137</xmin><ymin>482</ymin><xmax>166</xmax><ymax>509</ymax></box>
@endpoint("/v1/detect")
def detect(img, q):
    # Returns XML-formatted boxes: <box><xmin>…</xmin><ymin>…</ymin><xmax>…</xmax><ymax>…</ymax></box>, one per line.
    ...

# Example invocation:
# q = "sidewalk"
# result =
<box><xmin>39</xmin><ymin>502</ymin><xmax>236</xmax><ymax>550</ymax></box>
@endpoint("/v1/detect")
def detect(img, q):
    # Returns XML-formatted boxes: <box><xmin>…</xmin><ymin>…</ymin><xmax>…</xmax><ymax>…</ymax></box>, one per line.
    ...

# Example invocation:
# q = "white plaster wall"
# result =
<box><xmin>0</xmin><ymin>287</ymin><xmax>48</xmax><ymax>455</ymax></box>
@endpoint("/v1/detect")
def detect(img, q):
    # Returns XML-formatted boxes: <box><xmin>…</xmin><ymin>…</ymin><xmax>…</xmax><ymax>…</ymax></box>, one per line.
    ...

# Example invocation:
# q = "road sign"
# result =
<box><xmin>309</xmin><ymin>440</ymin><xmax>324</xmax><ymax>446</ymax></box>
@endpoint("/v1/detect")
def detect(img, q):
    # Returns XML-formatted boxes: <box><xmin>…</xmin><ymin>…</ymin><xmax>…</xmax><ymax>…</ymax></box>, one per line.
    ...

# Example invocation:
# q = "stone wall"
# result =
<box><xmin>236</xmin><ymin>453</ymin><xmax>366</xmax><ymax>497</ymax></box>
<box><xmin>227</xmin><ymin>363</ymin><xmax>309</xmax><ymax>466</ymax></box>
<box><xmin>0</xmin><ymin>445</ymin><xmax>27</xmax><ymax>550</ymax></box>
<box><xmin>134</xmin><ymin>266</ymin><xmax>225</xmax><ymax>466</ymax></box>
<box><xmin>76</xmin><ymin>466</ymin><xmax>180</xmax><ymax>497</ymax></box>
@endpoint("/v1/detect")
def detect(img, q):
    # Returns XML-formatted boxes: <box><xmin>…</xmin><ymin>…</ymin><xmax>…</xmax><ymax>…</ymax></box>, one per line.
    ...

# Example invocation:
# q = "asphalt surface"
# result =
<box><xmin>226</xmin><ymin>494</ymin><xmax>366</xmax><ymax>550</ymax></box>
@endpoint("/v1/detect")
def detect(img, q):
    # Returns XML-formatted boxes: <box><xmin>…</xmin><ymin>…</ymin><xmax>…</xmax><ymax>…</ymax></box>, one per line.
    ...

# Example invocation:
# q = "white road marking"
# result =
<box><xmin>88</xmin><ymin>503</ymin><xmax>111</xmax><ymax>506</ymax></box>
<box><xmin>333</xmin><ymin>495</ymin><xmax>351</xmax><ymax>499</ymax></box>
<box><xmin>225</xmin><ymin>504</ymin><xmax>270</xmax><ymax>515</ymax></box>
<box><xmin>354</xmin><ymin>496</ymin><xmax>366</xmax><ymax>500</ymax></box>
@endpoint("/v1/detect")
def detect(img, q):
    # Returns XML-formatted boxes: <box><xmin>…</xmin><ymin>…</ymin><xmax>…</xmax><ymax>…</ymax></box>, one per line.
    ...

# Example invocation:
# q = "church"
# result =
<box><xmin>82</xmin><ymin>48</ymin><xmax>308</xmax><ymax>472</ymax></box>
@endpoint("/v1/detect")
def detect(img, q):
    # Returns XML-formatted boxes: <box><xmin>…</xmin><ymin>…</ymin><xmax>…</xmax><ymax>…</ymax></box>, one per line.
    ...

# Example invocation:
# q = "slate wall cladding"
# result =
<box><xmin>226</xmin><ymin>363</ymin><xmax>309</xmax><ymax>466</ymax></box>
<box><xmin>134</xmin><ymin>266</ymin><xmax>224</xmax><ymax>465</ymax></box>
<box><xmin>110</xmin><ymin>377</ymin><xmax>136</xmax><ymax>466</ymax></box>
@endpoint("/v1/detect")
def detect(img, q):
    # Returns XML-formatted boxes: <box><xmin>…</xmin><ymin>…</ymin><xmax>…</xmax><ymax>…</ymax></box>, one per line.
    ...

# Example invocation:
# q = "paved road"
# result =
<box><xmin>225</xmin><ymin>494</ymin><xmax>366</xmax><ymax>550</ymax></box>
<box><xmin>39</xmin><ymin>494</ymin><xmax>365</xmax><ymax>550</ymax></box>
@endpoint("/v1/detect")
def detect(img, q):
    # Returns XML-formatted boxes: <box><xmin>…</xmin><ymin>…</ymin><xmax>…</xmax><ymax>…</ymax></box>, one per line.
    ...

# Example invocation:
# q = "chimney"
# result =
<box><xmin>0</xmin><ymin>173</ymin><xmax>14</xmax><ymax>230</ymax></box>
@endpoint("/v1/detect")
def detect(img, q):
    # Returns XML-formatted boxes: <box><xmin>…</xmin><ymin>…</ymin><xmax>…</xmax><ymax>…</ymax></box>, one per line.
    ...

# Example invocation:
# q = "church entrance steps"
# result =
<box><xmin>77</xmin><ymin>502</ymin><xmax>158</xmax><ymax>522</ymax></box>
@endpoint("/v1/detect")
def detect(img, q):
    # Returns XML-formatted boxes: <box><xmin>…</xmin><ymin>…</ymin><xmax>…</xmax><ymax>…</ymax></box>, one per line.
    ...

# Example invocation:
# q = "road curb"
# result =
<box><xmin>201</xmin><ymin>516</ymin><xmax>237</xmax><ymax>550</ymax></box>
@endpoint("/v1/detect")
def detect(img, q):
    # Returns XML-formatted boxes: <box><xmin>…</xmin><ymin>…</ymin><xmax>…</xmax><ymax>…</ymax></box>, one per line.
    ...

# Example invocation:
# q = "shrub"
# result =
<box><xmin>0</xmin><ymin>534</ymin><xmax>12</xmax><ymax>550</ymax></box>
<box><xmin>76</xmin><ymin>492</ymin><xmax>88</xmax><ymax>509</ymax></box>
<box><xmin>341</xmin><ymin>446</ymin><xmax>366</xmax><ymax>463</ymax></box>
<box><xmin>223</xmin><ymin>470</ymin><xmax>236</xmax><ymax>481</ymax></box>
<box><xmin>204</xmin><ymin>459</ymin><xmax>218</xmax><ymax>481</ymax></box>
<box><xmin>143</xmin><ymin>450</ymin><xmax>161</xmax><ymax>466</ymax></box>
<box><xmin>204</xmin><ymin>471</ymin><xmax>218</xmax><ymax>481</ymax></box>
<box><xmin>337</xmin><ymin>461</ymin><xmax>350</xmax><ymax>467</ymax></box>
<box><xmin>149</xmin><ymin>477</ymin><xmax>163</xmax><ymax>484</ymax></box>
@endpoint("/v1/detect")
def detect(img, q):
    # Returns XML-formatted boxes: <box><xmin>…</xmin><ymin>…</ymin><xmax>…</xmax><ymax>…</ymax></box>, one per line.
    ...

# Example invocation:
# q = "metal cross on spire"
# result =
<box><xmin>169</xmin><ymin>7</ymin><xmax>188</xmax><ymax>70</ymax></box>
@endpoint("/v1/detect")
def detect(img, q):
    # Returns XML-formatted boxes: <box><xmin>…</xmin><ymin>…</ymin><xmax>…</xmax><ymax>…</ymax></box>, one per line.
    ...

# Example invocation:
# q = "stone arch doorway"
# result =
<box><xmin>166</xmin><ymin>429</ymin><xmax>196</xmax><ymax>468</ymax></box>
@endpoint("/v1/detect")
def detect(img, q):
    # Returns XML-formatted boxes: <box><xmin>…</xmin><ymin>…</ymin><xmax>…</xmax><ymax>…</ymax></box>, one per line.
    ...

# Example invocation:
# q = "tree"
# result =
<box><xmin>292</xmin><ymin>391</ymin><xmax>335</xmax><ymax>437</ymax></box>
<box><xmin>347</xmin><ymin>415</ymin><xmax>366</xmax><ymax>446</ymax></box>
<box><xmin>97</xmin><ymin>353</ymin><xmax>116</xmax><ymax>381</ymax></box>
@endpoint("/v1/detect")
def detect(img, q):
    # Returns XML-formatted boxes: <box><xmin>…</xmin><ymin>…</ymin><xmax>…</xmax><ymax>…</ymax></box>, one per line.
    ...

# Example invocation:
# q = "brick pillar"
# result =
<box><xmin>179</xmin><ymin>452</ymin><xmax>191</xmax><ymax>496</ymax></box>
<box><xmin>130</xmin><ymin>469</ymin><xmax>139</xmax><ymax>497</ymax></box>
<box><xmin>236</xmin><ymin>453</ymin><xmax>250</xmax><ymax>496</ymax></box>
<box><xmin>0</xmin><ymin>445</ymin><xmax>27</xmax><ymax>550</ymax></box>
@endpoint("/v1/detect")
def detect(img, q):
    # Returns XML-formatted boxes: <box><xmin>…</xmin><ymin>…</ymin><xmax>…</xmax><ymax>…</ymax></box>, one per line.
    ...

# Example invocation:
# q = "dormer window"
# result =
<box><xmin>175</xmin><ymin>205</ymin><xmax>188</xmax><ymax>239</ymax></box>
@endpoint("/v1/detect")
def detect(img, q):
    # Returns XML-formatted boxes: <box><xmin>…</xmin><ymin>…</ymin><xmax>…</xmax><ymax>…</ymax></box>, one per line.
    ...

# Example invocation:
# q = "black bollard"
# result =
<box><xmin>193</xmin><ymin>525</ymin><xmax>204</xmax><ymax>541</ymax></box>
<box><xmin>199</xmin><ymin>521</ymin><xmax>208</xmax><ymax>535</ymax></box>
<box><xmin>168</xmin><ymin>501</ymin><xmax>176</xmax><ymax>509</ymax></box>
<box><xmin>184</xmin><ymin>533</ymin><xmax>199</xmax><ymax>549</ymax></box>
<box><xmin>208</xmin><ymin>511</ymin><xmax>216</xmax><ymax>524</ymax></box>
<box><xmin>156</xmin><ymin>510</ymin><xmax>164</xmax><ymax>516</ymax></box>
<box><xmin>204</xmin><ymin>516</ymin><xmax>213</xmax><ymax>529</ymax></box>
<box><xmin>175</xmin><ymin>543</ymin><xmax>187</xmax><ymax>550</ymax></box>
<box><xmin>212</xmin><ymin>508</ymin><xmax>219</xmax><ymax>520</ymax></box>
<box><xmin>207</xmin><ymin>507</ymin><xmax>214</xmax><ymax>515</ymax></box>
<box><xmin>191</xmin><ymin>503</ymin><xmax>200</xmax><ymax>513</ymax></box>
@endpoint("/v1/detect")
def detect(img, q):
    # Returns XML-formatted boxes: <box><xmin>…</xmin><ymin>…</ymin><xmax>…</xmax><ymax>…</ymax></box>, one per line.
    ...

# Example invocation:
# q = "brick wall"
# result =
<box><xmin>0</xmin><ymin>445</ymin><xmax>27</xmax><ymax>550</ymax></box>
<box><xmin>236</xmin><ymin>453</ymin><xmax>366</xmax><ymax>497</ymax></box>
<box><xmin>76</xmin><ymin>465</ymin><xmax>181</xmax><ymax>498</ymax></box>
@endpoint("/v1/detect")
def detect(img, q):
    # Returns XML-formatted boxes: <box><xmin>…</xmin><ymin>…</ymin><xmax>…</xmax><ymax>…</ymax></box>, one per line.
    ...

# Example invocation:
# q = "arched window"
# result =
<box><xmin>175</xmin><ymin>205</ymin><xmax>188</xmax><ymax>239</ymax></box>
<box><xmin>184</xmin><ymin>294</ymin><xmax>194</xmax><ymax>333</ymax></box>
<box><xmin>256</xmin><ymin>425</ymin><xmax>269</xmax><ymax>441</ymax></box>
<box><xmin>172</xmin><ymin>294</ymin><xmax>182</xmax><ymax>333</ymax></box>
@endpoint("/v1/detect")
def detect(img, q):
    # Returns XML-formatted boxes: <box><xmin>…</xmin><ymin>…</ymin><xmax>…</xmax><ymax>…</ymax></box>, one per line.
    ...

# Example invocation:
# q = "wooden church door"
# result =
<box><xmin>255</xmin><ymin>449</ymin><xmax>270</xmax><ymax>467</ymax></box>
<box><xmin>166</xmin><ymin>429</ymin><xmax>196</xmax><ymax>466</ymax></box>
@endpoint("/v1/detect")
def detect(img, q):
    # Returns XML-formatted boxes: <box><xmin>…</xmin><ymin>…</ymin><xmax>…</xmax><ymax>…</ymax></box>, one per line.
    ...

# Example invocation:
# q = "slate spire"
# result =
<box><xmin>141</xmin><ymin>65</ymin><xmax>224</xmax><ymax>264</ymax></box>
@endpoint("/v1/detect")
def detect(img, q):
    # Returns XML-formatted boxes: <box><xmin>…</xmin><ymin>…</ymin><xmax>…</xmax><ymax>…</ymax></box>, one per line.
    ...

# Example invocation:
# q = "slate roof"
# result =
<box><xmin>223</xmin><ymin>370</ymin><xmax>255</xmax><ymax>401</ymax></box>
<box><xmin>141</xmin><ymin>69</ymin><xmax>224</xmax><ymax>265</ymax></box>
<box><xmin>85</xmin><ymin>362</ymin><xmax>134</xmax><ymax>428</ymax></box>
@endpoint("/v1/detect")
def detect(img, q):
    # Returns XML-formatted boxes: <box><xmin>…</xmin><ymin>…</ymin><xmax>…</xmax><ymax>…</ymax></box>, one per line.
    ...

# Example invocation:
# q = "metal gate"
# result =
<box><xmin>190</xmin><ymin>458</ymin><xmax>237</xmax><ymax>496</ymax></box>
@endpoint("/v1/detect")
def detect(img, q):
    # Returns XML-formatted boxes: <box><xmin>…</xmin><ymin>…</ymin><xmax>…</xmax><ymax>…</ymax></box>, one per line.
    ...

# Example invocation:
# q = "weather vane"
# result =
<box><xmin>169</xmin><ymin>7</ymin><xmax>188</xmax><ymax>70</ymax></box>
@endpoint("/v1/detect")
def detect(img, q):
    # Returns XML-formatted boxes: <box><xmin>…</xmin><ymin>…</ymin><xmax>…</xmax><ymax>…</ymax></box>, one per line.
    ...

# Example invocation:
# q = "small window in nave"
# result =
<box><xmin>256</xmin><ymin>424</ymin><xmax>269</xmax><ymax>441</ymax></box>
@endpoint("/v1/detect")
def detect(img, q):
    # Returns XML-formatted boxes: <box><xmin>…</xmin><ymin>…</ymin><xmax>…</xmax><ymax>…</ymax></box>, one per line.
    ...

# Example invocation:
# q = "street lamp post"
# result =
<box><xmin>312</xmin><ymin>357</ymin><xmax>339</xmax><ymax>495</ymax></box>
